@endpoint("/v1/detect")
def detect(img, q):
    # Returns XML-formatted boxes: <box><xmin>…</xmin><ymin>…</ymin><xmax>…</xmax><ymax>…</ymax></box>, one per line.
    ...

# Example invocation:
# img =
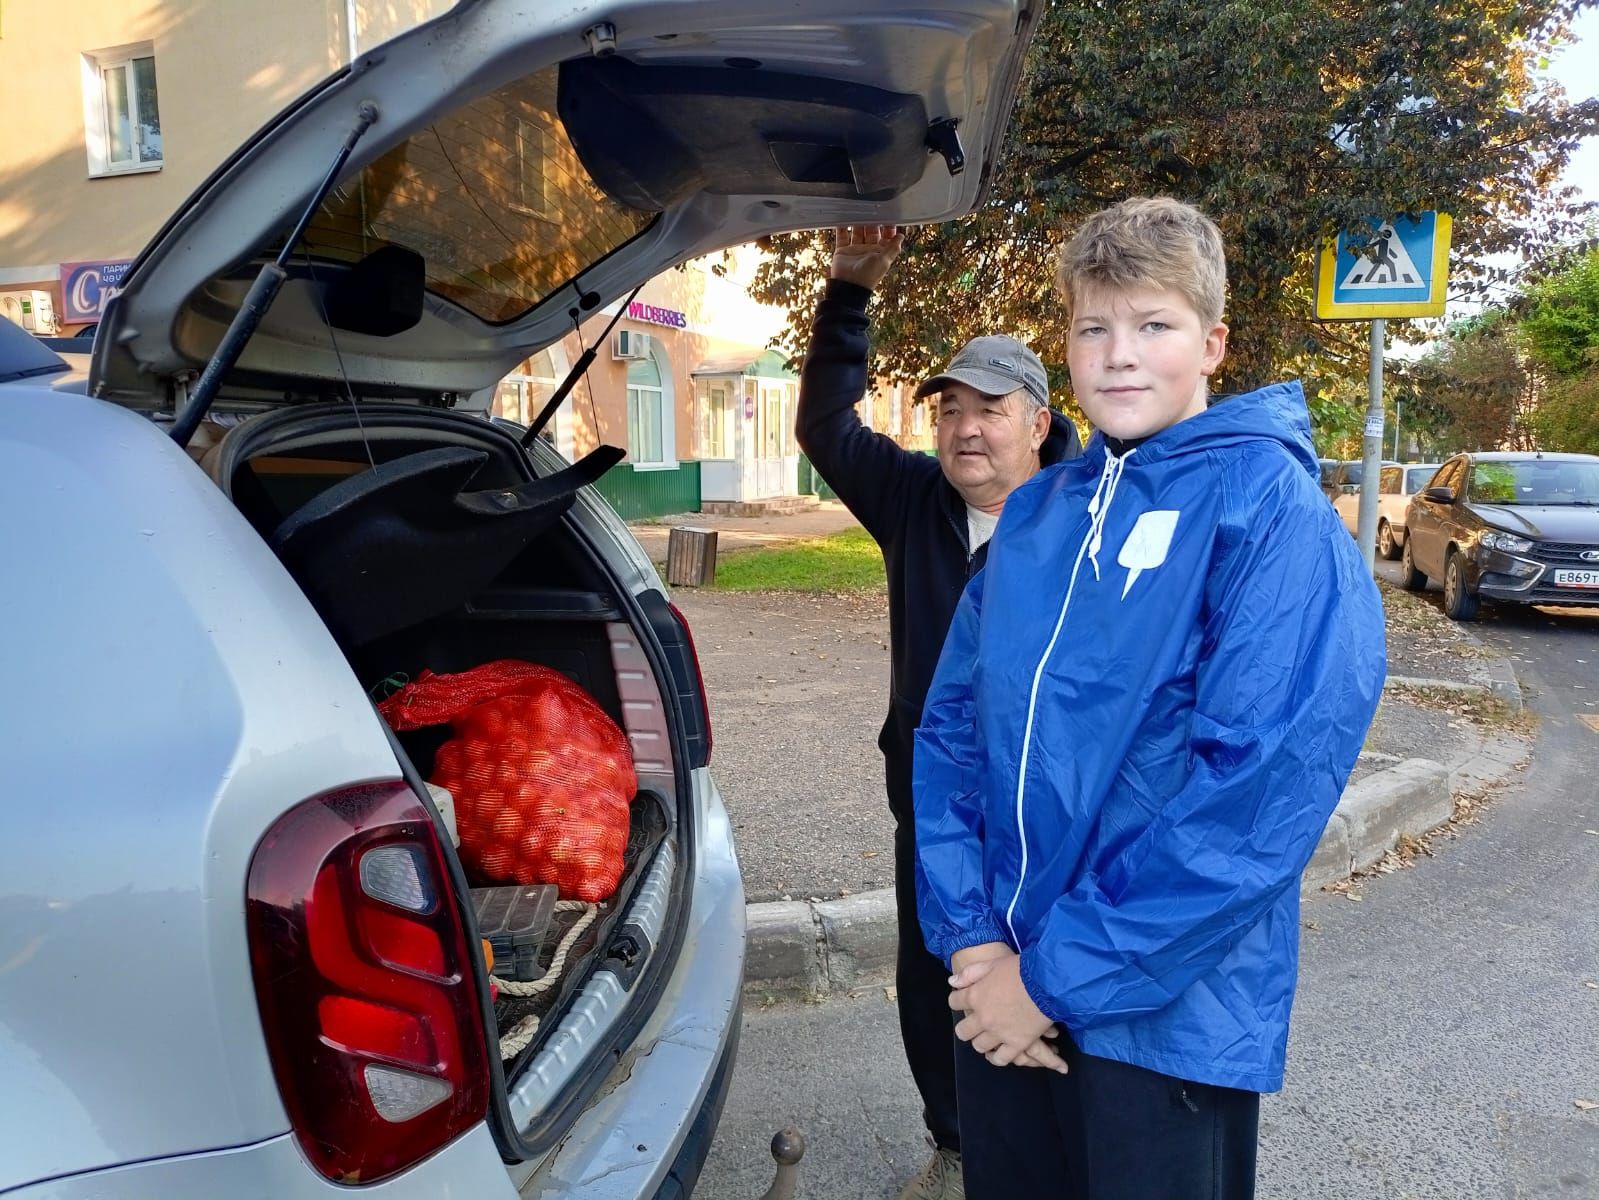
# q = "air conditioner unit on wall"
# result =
<box><xmin>0</xmin><ymin>290</ymin><xmax>59</xmax><ymax>335</ymax></box>
<box><xmin>613</xmin><ymin>329</ymin><xmax>651</xmax><ymax>360</ymax></box>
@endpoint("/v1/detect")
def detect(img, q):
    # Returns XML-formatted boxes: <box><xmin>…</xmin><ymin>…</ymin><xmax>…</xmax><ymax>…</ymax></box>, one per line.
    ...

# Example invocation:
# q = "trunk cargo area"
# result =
<box><xmin>204</xmin><ymin>408</ymin><xmax>678</xmax><ymax>1070</ymax></box>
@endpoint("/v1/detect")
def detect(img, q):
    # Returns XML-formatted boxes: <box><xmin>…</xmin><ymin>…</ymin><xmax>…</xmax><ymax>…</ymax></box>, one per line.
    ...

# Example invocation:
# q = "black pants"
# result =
<box><xmin>889</xmin><ymin>762</ymin><xmax>962</xmax><ymax>1152</ymax></box>
<box><xmin>955</xmin><ymin>1036</ymin><xmax>1259</xmax><ymax>1200</ymax></box>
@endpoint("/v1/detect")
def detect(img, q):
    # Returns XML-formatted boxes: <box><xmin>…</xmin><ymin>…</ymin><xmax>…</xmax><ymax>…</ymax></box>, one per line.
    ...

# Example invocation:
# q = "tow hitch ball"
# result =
<box><xmin>758</xmin><ymin>1128</ymin><xmax>805</xmax><ymax>1200</ymax></box>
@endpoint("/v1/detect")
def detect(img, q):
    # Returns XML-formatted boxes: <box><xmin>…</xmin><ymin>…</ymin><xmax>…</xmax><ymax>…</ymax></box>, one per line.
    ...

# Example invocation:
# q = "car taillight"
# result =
<box><xmin>668</xmin><ymin>599</ymin><xmax>713</xmax><ymax>766</ymax></box>
<box><xmin>246</xmin><ymin>782</ymin><xmax>489</xmax><ymax>1184</ymax></box>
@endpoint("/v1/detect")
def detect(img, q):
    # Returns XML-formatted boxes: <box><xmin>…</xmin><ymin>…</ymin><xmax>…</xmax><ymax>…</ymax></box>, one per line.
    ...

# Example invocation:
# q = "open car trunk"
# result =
<box><xmin>201</xmin><ymin>404</ymin><xmax>684</xmax><ymax>1090</ymax></box>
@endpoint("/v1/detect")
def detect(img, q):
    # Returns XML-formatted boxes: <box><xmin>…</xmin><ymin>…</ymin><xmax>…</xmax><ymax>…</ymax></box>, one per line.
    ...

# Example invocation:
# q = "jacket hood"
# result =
<box><xmin>1080</xmin><ymin>381</ymin><xmax>1318</xmax><ymax>479</ymax></box>
<box><xmin>1041</xmin><ymin>409</ymin><xmax>1083</xmax><ymax>466</ymax></box>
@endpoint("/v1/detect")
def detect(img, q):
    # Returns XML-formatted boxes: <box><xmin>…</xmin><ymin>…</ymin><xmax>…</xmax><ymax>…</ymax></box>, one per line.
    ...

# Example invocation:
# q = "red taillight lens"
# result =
<box><xmin>668</xmin><ymin>600</ymin><xmax>713</xmax><ymax>765</ymax></box>
<box><xmin>246</xmin><ymin>782</ymin><xmax>489</xmax><ymax>1184</ymax></box>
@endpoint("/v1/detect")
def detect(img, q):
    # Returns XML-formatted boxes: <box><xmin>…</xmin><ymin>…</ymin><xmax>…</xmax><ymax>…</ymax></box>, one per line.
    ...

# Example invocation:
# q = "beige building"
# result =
<box><xmin>0</xmin><ymin>0</ymin><xmax>450</xmax><ymax>328</ymax></box>
<box><xmin>0</xmin><ymin>0</ymin><xmax>927</xmax><ymax>516</ymax></box>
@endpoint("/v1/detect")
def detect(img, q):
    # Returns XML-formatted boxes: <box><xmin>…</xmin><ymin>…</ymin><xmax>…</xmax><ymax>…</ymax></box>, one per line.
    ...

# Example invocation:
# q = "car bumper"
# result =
<box><xmin>1478</xmin><ymin>577</ymin><xmax>1599</xmax><ymax>606</ymax></box>
<box><xmin>652</xmin><ymin>1000</ymin><xmax>742</xmax><ymax>1199</ymax></box>
<box><xmin>1469</xmin><ymin>550</ymin><xmax>1599</xmax><ymax>606</ymax></box>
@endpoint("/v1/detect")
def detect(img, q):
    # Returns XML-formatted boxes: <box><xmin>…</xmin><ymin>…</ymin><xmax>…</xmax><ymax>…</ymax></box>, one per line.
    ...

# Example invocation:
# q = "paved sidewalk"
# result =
<box><xmin>628</xmin><ymin>501</ymin><xmax>861</xmax><ymax>565</ymax></box>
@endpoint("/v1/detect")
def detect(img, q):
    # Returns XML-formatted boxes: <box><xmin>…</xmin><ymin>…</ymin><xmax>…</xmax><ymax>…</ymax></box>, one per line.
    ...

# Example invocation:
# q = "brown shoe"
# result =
<box><xmin>896</xmin><ymin>1143</ymin><xmax>964</xmax><ymax>1200</ymax></box>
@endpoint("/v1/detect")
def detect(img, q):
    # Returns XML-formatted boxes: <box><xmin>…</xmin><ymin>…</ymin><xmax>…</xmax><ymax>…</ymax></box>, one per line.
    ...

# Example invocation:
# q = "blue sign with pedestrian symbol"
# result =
<box><xmin>1315</xmin><ymin>212</ymin><xmax>1452</xmax><ymax>320</ymax></box>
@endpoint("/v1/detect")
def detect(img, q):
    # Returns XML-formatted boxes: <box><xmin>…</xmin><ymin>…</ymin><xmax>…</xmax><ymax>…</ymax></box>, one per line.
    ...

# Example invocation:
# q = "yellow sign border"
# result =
<box><xmin>1314</xmin><ymin>214</ymin><xmax>1452</xmax><ymax>320</ymax></box>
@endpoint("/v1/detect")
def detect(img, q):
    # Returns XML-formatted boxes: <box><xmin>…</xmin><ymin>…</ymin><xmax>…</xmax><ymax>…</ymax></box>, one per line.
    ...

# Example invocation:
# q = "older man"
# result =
<box><xmin>795</xmin><ymin>224</ymin><xmax>1081</xmax><ymax>1200</ymax></box>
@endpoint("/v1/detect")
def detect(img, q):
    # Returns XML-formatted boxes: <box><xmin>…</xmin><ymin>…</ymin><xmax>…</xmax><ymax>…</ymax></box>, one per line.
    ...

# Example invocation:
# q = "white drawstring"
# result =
<box><xmin>1086</xmin><ymin>447</ymin><xmax>1131</xmax><ymax>580</ymax></box>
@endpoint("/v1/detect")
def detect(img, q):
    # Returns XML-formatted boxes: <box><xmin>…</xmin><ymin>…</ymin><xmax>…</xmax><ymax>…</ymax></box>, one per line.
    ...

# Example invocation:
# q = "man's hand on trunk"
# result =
<box><xmin>831</xmin><ymin>225</ymin><xmax>905</xmax><ymax>290</ymax></box>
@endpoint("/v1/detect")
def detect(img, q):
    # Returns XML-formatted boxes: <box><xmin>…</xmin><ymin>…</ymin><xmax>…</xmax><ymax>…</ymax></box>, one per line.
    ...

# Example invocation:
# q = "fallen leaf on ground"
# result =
<box><xmin>862</xmin><ymin>850</ymin><xmax>879</xmax><ymax>859</ymax></box>
<box><xmin>884</xmin><ymin>986</ymin><xmax>898</xmax><ymax>1002</ymax></box>
<box><xmin>1575</xmin><ymin>1100</ymin><xmax>1599</xmax><ymax>1112</ymax></box>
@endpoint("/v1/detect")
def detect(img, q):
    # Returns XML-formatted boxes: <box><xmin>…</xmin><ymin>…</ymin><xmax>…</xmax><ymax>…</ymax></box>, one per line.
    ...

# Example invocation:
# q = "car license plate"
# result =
<box><xmin>1552</xmin><ymin>569</ymin><xmax>1599</xmax><ymax>589</ymax></box>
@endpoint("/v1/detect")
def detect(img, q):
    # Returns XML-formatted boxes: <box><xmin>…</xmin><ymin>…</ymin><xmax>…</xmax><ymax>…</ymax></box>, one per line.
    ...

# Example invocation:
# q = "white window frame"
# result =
<box><xmin>81</xmin><ymin>43</ymin><xmax>163</xmax><ymax>178</ymax></box>
<box><xmin>494</xmin><ymin>374</ymin><xmax>531</xmax><ymax>424</ymax></box>
<box><xmin>513</xmin><ymin>117</ymin><xmax>554</xmax><ymax>220</ymax></box>
<box><xmin>626</xmin><ymin>342</ymin><xmax>677</xmax><ymax>470</ymax></box>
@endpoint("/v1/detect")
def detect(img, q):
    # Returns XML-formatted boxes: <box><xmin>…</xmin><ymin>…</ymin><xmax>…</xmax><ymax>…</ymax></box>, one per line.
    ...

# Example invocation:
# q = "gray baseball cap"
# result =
<box><xmin>913</xmin><ymin>334</ymin><xmax>1049</xmax><ymax>407</ymax></box>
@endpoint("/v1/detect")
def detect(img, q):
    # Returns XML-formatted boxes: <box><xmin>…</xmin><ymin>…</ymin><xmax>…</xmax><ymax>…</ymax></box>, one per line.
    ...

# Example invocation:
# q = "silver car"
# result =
<box><xmin>0</xmin><ymin>1</ymin><xmax>1037</xmax><ymax>1196</ymax></box>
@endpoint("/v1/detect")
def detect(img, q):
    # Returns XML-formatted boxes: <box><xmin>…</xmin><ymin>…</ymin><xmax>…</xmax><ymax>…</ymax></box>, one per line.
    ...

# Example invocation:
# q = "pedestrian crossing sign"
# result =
<box><xmin>1315</xmin><ymin>212</ymin><xmax>1452</xmax><ymax>320</ymax></box>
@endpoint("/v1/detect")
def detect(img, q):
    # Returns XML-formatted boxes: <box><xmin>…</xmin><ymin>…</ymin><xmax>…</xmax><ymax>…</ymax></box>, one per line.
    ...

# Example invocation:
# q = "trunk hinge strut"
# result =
<box><xmin>170</xmin><ymin>101</ymin><xmax>381</xmax><ymax>447</ymax></box>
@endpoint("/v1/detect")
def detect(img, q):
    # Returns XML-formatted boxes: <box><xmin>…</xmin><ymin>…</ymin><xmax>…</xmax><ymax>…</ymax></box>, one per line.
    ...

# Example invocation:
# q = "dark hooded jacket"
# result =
<box><xmin>795</xmin><ymin>279</ymin><xmax>1081</xmax><ymax>815</ymax></box>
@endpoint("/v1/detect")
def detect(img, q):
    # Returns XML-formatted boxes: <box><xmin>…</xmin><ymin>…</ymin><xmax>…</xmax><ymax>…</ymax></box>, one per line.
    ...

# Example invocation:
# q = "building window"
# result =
<box><xmin>514</xmin><ymin>118</ymin><xmax>554</xmax><ymax>220</ymax></box>
<box><xmin>627</xmin><ymin>354</ymin><xmax>670</xmax><ymax>466</ymax></box>
<box><xmin>494</xmin><ymin>350</ymin><xmax>562</xmax><ymax>427</ymax></box>
<box><xmin>82</xmin><ymin>45</ymin><xmax>163</xmax><ymax>176</ymax></box>
<box><xmin>912</xmin><ymin>398</ymin><xmax>928</xmax><ymax>435</ymax></box>
<box><xmin>697</xmin><ymin>378</ymin><xmax>736</xmax><ymax>458</ymax></box>
<box><xmin>494</xmin><ymin>376</ymin><xmax>529</xmax><ymax>424</ymax></box>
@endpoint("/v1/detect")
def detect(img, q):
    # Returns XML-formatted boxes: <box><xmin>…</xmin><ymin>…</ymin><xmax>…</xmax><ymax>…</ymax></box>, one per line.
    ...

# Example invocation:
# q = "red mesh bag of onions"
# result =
<box><xmin>378</xmin><ymin>659</ymin><xmax>636</xmax><ymax>902</ymax></box>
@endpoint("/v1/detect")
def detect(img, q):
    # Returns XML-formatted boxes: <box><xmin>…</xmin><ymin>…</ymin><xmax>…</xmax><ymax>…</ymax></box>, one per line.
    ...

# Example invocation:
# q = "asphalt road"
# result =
<box><xmin>699</xmin><ymin>583</ymin><xmax>1599</xmax><ymax>1200</ymax></box>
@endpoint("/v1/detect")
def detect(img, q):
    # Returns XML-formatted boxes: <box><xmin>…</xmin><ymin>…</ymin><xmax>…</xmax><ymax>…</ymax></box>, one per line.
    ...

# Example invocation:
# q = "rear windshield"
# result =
<box><xmin>281</xmin><ymin>62</ymin><xmax>656</xmax><ymax>323</ymax></box>
<box><xmin>1472</xmin><ymin>459</ymin><xmax>1599</xmax><ymax>505</ymax></box>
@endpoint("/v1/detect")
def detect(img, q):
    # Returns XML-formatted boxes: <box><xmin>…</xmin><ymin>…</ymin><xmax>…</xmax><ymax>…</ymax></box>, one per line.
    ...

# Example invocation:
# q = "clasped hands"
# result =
<box><xmin>948</xmin><ymin>941</ymin><xmax>1069</xmax><ymax>1074</ymax></box>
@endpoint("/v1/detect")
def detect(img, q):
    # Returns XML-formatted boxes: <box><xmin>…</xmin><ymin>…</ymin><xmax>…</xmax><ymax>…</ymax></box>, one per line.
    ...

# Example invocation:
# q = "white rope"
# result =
<box><xmin>493</xmin><ymin>900</ymin><xmax>598</xmax><ymax>1060</ymax></box>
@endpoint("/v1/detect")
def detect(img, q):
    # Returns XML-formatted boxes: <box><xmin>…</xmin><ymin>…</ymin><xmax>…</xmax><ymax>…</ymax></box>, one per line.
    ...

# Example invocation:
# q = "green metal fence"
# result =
<box><xmin>591</xmin><ymin>461</ymin><xmax>702</xmax><ymax>521</ymax></box>
<box><xmin>797</xmin><ymin>453</ymin><xmax>839</xmax><ymax>501</ymax></box>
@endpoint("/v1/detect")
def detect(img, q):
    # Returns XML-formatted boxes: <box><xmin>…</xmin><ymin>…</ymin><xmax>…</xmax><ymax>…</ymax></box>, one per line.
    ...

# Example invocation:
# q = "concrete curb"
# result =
<box><xmin>742</xmin><ymin>750</ymin><xmax>1484</xmax><ymax>1000</ymax></box>
<box><xmin>1385</xmin><ymin>669</ymin><xmax>1523</xmax><ymax>714</ymax></box>
<box><xmin>1302</xmin><ymin>757</ymin><xmax>1451</xmax><ymax>883</ymax></box>
<box><xmin>1457</xmin><ymin>621</ymin><xmax>1527</xmax><ymax>712</ymax></box>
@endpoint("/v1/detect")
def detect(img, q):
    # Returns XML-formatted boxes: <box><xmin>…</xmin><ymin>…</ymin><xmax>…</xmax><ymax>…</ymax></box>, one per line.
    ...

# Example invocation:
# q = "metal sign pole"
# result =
<box><xmin>1356</xmin><ymin>317</ymin><xmax>1385</xmax><ymax>572</ymax></box>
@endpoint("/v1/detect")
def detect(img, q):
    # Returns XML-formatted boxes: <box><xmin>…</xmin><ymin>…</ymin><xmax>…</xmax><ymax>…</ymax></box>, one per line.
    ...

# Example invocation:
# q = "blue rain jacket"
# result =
<box><xmin>913</xmin><ymin>382</ymin><xmax>1386</xmax><ymax>1093</ymax></box>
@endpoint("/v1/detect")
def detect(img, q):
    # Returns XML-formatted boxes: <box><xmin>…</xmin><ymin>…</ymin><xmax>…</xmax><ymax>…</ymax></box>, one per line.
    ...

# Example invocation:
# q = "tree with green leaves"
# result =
<box><xmin>1523</xmin><ymin>244</ymin><xmax>1599</xmax><ymax>450</ymax></box>
<box><xmin>753</xmin><ymin>0</ymin><xmax>1597</xmax><ymax>428</ymax></box>
<box><xmin>1523</xmin><ymin>243</ymin><xmax>1599</xmax><ymax>374</ymax></box>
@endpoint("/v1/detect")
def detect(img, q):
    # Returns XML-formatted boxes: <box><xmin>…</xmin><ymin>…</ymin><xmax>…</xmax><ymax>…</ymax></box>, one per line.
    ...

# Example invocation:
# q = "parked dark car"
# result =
<box><xmin>1401</xmin><ymin>451</ymin><xmax>1599</xmax><ymax>619</ymax></box>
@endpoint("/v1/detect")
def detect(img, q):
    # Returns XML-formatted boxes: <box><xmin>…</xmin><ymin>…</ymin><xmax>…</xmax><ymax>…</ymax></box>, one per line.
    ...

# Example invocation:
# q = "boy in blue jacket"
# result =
<box><xmin>913</xmin><ymin>197</ymin><xmax>1386</xmax><ymax>1199</ymax></box>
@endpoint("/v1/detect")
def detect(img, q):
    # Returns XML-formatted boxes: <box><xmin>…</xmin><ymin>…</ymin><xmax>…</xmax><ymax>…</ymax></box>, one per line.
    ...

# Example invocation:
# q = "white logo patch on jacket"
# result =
<box><xmin>1118</xmin><ymin>509</ymin><xmax>1181</xmax><ymax>599</ymax></box>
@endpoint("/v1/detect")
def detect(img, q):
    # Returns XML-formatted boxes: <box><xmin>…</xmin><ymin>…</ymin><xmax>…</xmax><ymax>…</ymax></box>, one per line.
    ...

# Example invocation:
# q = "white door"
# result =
<box><xmin>755</xmin><ymin>381</ymin><xmax>795</xmax><ymax>497</ymax></box>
